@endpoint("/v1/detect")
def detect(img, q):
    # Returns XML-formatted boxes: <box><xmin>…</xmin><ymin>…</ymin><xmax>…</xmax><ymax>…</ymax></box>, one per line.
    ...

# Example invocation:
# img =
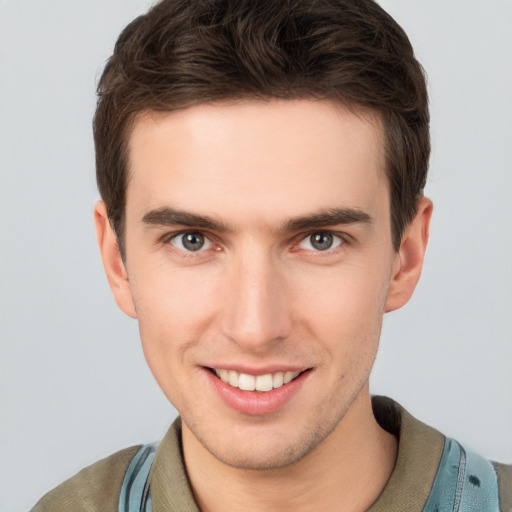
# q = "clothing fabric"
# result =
<box><xmin>31</xmin><ymin>397</ymin><xmax>512</xmax><ymax>512</ymax></box>
<box><xmin>120</xmin><ymin>436</ymin><xmax>502</xmax><ymax>512</ymax></box>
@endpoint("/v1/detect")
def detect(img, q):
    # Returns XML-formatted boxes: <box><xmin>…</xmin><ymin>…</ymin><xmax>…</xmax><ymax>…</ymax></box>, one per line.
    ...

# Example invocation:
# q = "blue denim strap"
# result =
<box><xmin>120</xmin><ymin>437</ymin><xmax>500</xmax><ymax>512</ymax></box>
<box><xmin>118</xmin><ymin>443</ymin><xmax>156</xmax><ymax>512</ymax></box>
<box><xmin>422</xmin><ymin>438</ymin><xmax>500</xmax><ymax>512</ymax></box>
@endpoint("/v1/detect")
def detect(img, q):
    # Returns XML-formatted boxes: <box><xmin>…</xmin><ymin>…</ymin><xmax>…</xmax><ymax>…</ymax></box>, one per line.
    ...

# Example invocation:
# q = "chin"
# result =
<box><xmin>189</xmin><ymin>417</ymin><xmax>336</xmax><ymax>471</ymax></box>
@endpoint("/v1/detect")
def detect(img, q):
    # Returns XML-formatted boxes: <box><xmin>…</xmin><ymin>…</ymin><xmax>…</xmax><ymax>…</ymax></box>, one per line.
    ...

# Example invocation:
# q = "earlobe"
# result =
<box><xmin>93</xmin><ymin>201</ymin><xmax>137</xmax><ymax>318</ymax></box>
<box><xmin>385</xmin><ymin>197</ymin><xmax>433</xmax><ymax>313</ymax></box>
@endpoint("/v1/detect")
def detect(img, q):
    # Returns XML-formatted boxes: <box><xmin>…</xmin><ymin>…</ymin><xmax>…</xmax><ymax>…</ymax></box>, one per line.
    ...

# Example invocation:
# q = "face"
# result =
<box><xmin>108</xmin><ymin>100</ymin><xmax>409</xmax><ymax>469</ymax></box>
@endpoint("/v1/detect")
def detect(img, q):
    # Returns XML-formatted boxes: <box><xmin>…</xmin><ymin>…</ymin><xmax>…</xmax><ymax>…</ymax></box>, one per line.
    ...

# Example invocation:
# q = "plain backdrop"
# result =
<box><xmin>1</xmin><ymin>1</ymin><xmax>511</xmax><ymax>510</ymax></box>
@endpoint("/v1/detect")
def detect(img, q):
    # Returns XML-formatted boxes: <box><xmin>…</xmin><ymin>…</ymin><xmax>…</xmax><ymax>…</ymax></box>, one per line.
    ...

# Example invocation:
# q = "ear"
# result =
<box><xmin>385</xmin><ymin>196</ymin><xmax>433</xmax><ymax>313</ymax></box>
<box><xmin>93</xmin><ymin>200</ymin><xmax>137</xmax><ymax>318</ymax></box>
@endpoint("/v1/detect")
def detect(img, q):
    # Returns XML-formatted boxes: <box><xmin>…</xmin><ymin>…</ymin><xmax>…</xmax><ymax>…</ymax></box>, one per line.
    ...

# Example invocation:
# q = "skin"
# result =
<box><xmin>95</xmin><ymin>99</ymin><xmax>432</xmax><ymax>511</ymax></box>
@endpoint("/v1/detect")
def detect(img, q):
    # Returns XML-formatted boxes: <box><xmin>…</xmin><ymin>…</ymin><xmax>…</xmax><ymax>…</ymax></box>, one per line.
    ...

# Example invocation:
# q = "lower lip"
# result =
<box><xmin>205</xmin><ymin>369</ymin><xmax>311</xmax><ymax>416</ymax></box>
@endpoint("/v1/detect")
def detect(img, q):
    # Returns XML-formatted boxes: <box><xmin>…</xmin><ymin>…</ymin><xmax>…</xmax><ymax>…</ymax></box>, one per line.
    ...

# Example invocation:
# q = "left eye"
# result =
<box><xmin>298</xmin><ymin>232</ymin><xmax>343</xmax><ymax>252</ymax></box>
<box><xmin>170</xmin><ymin>232</ymin><xmax>212</xmax><ymax>252</ymax></box>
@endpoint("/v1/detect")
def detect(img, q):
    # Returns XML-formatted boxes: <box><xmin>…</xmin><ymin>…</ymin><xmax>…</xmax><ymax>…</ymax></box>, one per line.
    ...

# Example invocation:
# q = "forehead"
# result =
<box><xmin>126</xmin><ymin>99</ymin><xmax>387</xmax><ymax>226</ymax></box>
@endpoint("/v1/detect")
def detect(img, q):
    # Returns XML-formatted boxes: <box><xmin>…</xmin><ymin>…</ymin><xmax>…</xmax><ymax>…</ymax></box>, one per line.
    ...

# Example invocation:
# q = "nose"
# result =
<box><xmin>220</xmin><ymin>248</ymin><xmax>292</xmax><ymax>353</ymax></box>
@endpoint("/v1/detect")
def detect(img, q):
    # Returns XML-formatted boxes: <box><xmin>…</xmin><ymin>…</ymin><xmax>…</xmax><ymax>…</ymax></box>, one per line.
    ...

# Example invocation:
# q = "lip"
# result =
<box><xmin>203</xmin><ymin>366</ymin><xmax>312</xmax><ymax>416</ymax></box>
<box><xmin>205</xmin><ymin>363</ymin><xmax>308</xmax><ymax>376</ymax></box>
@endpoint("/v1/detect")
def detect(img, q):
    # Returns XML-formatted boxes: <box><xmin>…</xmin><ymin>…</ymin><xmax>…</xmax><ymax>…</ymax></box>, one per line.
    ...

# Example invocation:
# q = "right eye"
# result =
<box><xmin>169</xmin><ymin>232</ymin><xmax>212</xmax><ymax>252</ymax></box>
<box><xmin>297</xmin><ymin>231</ymin><xmax>344</xmax><ymax>252</ymax></box>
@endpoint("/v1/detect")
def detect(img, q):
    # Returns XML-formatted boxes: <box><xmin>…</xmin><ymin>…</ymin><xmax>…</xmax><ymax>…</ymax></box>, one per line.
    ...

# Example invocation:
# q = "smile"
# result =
<box><xmin>213</xmin><ymin>368</ymin><xmax>302</xmax><ymax>392</ymax></box>
<box><xmin>206</xmin><ymin>366</ymin><xmax>312</xmax><ymax>415</ymax></box>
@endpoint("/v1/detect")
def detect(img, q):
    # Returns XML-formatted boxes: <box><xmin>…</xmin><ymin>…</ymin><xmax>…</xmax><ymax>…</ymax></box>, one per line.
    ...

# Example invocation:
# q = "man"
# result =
<box><xmin>32</xmin><ymin>0</ymin><xmax>511</xmax><ymax>510</ymax></box>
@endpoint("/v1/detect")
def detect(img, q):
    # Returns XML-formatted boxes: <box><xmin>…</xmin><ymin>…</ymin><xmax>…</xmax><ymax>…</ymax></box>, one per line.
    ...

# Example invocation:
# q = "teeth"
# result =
<box><xmin>213</xmin><ymin>368</ymin><xmax>301</xmax><ymax>392</ymax></box>
<box><xmin>273</xmin><ymin>372</ymin><xmax>284</xmax><ymax>388</ymax></box>
<box><xmin>228</xmin><ymin>370</ymin><xmax>239</xmax><ymax>387</ymax></box>
<box><xmin>284</xmin><ymin>371</ymin><xmax>296</xmax><ymax>384</ymax></box>
<box><xmin>239</xmin><ymin>373</ymin><xmax>256</xmax><ymax>391</ymax></box>
<box><xmin>256</xmin><ymin>374</ymin><xmax>273</xmax><ymax>392</ymax></box>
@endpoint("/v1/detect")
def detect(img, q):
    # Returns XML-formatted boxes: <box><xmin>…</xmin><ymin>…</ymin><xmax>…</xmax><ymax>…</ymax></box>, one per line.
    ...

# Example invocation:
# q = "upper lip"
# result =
<box><xmin>203</xmin><ymin>364</ymin><xmax>311</xmax><ymax>376</ymax></box>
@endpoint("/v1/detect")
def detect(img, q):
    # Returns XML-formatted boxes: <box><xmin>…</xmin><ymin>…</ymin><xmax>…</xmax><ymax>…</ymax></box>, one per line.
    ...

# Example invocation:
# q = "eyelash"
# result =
<box><xmin>296</xmin><ymin>231</ymin><xmax>345</xmax><ymax>253</ymax></box>
<box><xmin>161</xmin><ymin>230</ymin><xmax>349</xmax><ymax>256</ymax></box>
<box><xmin>161</xmin><ymin>231</ymin><xmax>216</xmax><ymax>253</ymax></box>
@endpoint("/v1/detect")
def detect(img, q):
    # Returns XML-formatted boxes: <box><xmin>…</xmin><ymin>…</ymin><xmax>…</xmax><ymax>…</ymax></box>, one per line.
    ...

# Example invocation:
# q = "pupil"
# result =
<box><xmin>311</xmin><ymin>232</ymin><xmax>333</xmax><ymax>251</ymax></box>
<box><xmin>183</xmin><ymin>233</ymin><xmax>204</xmax><ymax>251</ymax></box>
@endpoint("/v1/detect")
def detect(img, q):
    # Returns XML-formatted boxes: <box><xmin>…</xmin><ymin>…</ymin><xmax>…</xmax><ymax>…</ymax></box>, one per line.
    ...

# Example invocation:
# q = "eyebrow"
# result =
<box><xmin>141</xmin><ymin>206</ymin><xmax>372</xmax><ymax>233</ymax></box>
<box><xmin>141</xmin><ymin>208</ymin><xmax>232</xmax><ymax>232</ymax></box>
<box><xmin>284</xmin><ymin>208</ymin><xmax>372</xmax><ymax>231</ymax></box>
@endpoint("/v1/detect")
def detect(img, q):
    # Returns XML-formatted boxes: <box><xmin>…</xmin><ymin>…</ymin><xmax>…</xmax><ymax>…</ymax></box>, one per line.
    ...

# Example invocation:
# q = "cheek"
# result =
<box><xmin>133</xmin><ymin>263</ymin><xmax>219</xmax><ymax>330</ymax></box>
<box><xmin>291</xmin><ymin>261</ymin><xmax>391</xmax><ymax>345</ymax></box>
<box><xmin>129</xmin><ymin>265</ymin><xmax>220</xmax><ymax>381</ymax></box>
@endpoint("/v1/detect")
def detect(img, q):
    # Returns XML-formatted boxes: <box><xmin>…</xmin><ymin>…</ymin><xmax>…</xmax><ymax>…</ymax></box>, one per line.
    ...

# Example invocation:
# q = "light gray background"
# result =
<box><xmin>1</xmin><ymin>1</ymin><xmax>511</xmax><ymax>510</ymax></box>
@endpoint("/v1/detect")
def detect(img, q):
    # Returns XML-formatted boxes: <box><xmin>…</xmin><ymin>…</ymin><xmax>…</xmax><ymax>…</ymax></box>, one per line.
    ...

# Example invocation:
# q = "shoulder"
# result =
<box><xmin>31</xmin><ymin>445</ymin><xmax>142</xmax><ymax>512</ymax></box>
<box><xmin>371</xmin><ymin>396</ymin><xmax>512</xmax><ymax>512</ymax></box>
<box><xmin>492</xmin><ymin>461</ymin><xmax>512</xmax><ymax>512</ymax></box>
<box><xmin>427</xmin><ymin>438</ymin><xmax>511</xmax><ymax>512</ymax></box>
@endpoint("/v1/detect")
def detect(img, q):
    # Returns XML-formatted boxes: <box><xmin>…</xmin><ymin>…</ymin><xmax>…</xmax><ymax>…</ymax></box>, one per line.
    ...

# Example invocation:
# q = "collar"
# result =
<box><xmin>368</xmin><ymin>396</ymin><xmax>444</xmax><ymax>511</ymax></box>
<box><xmin>148</xmin><ymin>396</ymin><xmax>445</xmax><ymax>512</ymax></box>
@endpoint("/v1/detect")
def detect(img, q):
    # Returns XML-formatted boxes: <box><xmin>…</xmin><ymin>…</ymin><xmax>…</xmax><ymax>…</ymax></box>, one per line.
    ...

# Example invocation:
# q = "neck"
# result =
<box><xmin>182</xmin><ymin>389</ymin><xmax>397</xmax><ymax>512</ymax></box>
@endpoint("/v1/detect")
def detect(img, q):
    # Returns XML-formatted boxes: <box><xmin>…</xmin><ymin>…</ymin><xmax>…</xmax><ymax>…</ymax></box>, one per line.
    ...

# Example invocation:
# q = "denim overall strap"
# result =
<box><xmin>118</xmin><ymin>443</ymin><xmax>157</xmax><ymax>512</ymax></box>
<box><xmin>422</xmin><ymin>438</ymin><xmax>500</xmax><ymax>512</ymax></box>
<box><xmin>121</xmin><ymin>437</ymin><xmax>501</xmax><ymax>512</ymax></box>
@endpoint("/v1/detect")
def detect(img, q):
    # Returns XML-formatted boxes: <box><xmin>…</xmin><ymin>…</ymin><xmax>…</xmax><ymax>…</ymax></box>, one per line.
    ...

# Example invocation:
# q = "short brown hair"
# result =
<box><xmin>94</xmin><ymin>0</ymin><xmax>429</xmax><ymax>255</ymax></box>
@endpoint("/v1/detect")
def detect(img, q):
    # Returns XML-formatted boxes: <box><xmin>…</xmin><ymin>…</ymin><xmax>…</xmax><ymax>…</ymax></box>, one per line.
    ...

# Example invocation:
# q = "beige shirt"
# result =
<box><xmin>32</xmin><ymin>397</ymin><xmax>512</xmax><ymax>512</ymax></box>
